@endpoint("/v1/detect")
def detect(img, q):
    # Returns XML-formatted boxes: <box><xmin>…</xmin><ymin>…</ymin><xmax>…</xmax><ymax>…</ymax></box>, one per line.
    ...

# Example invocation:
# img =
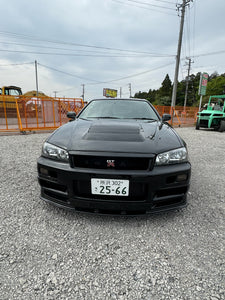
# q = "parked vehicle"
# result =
<box><xmin>37</xmin><ymin>98</ymin><xmax>191</xmax><ymax>215</ymax></box>
<box><xmin>196</xmin><ymin>95</ymin><xmax>225</xmax><ymax>132</ymax></box>
<box><xmin>0</xmin><ymin>86</ymin><xmax>22</xmax><ymax>97</ymax></box>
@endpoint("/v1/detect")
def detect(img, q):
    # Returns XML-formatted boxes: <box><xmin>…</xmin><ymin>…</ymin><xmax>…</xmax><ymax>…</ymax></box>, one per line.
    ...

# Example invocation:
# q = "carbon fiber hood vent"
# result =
<box><xmin>83</xmin><ymin>124</ymin><xmax>144</xmax><ymax>142</ymax></box>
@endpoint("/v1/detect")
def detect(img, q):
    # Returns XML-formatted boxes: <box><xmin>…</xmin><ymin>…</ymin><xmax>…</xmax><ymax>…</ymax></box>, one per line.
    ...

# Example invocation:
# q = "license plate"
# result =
<box><xmin>91</xmin><ymin>178</ymin><xmax>129</xmax><ymax>196</ymax></box>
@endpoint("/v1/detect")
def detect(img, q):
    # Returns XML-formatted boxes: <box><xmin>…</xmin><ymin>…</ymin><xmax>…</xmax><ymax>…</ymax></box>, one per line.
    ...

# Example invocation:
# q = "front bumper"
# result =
<box><xmin>198</xmin><ymin>115</ymin><xmax>223</xmax><ymax>128</ymax></box>
<box><xmin>37</xmin><ymin>157</ymin><xmax>191</xmax><ymax>215</ymax></box>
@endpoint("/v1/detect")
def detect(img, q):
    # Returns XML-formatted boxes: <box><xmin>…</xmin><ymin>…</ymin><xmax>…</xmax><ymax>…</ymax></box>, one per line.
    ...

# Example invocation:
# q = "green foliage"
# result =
<box><xmin>134</xmin><ymin>91</ymin><xmax>149</xmax><ymax>100</ymax></box>
<box><xmin>188</xmin><ymin>72</ymin><xmax>201</xmax><ymax>106</ymax></box>
<box><xmin>209</xmin><ymin>71</ymin><xmax>219</xmax><ymax>80</ymax></box>
<box><xmin>156</xmin><ymin>96</ymin><xmax>171</xmax><ymax>106</ymax></box>
<box><xmin>148</xmin><ymin>89</ymin><xmax>157</xmax><ymax>104</ymax></box>
<box><xmin>158</xmin><ymin>74</ymin><xmax>172</xmax><ymax>97</ymax></box>
<box><xmin>134</xmin><ymin>74</ymin><xmax>173</xmax><ymax>105</ymax></box>
<box><xmin>176</xmin><ymin>80</ymin><xmax>186</xmax><ymax>106</ymax></box>
<box><xmin>206</xmin><ymin>75</ymin><xmax>225</xmax><ymax>95</ymax></box>
<box><xmin>134</xmin><ymin>71</ymin><xmax>225</xmax><ymax>107</ymax></box>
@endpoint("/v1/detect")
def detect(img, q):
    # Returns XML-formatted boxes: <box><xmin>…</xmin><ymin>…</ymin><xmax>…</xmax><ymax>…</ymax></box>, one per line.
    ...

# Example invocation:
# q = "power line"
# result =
<box><xmin>56</xmin><ymin>86</ymin><xmax>77</xmax><ymax>93</ymax></box>
<box><xmin>186</xmin><ymin>4</ymin><xmax>191</xmax><ymax>57</ymax></box>
<box><xmin>38</xmin><ymin>63</ymin><xmax>102</xmax><ymax>83</ymax></box>
<box><xmin>0</xmin><ymin>47</ymin><xmax>176</xmax><ymax>58</ymax></box>
<box><xmin>192</xmin><ymin>0</ymin><xmax>196</xmax><ymax>58</ymax></box>
<box><xmin>125</xmin><ymin>0</ymin><xmax>175</xmax><ymax>10</ymax></box>
<box><xmin>0</xmin><ymin>31</ymin><xmax>175</xmax><ymax>56</ymax></box>
<box><xmin>56</xmin><ymin>62</ymin><xmax>175</xmax><ymax>94</ymax></box>
<box><xmin>38</xmin><ymin>60</ymin><xmax>174</xmax><ymax>88</ymax></box>
<box><xmin>124</xmin><ymin>0</ymin><xmax>176</xmax><ymax>5</ymax></box>
<box><xmin>0</xmin><ymin>40</ymin><xmax>174</xmax><ymax>57</ymax></box>
<box><xmin>0</xmin><ymin>41</ymin><xmax>145</xmax><ymax>56</ymax></box>
<box><xmin>194</xmin><ymin>50</ymin><xmax>225</xmax><ymax>58</ymax></box>
<box><xmin>86</xmin><ymin>62</ymin><xmax>175</xmax><ymax>85</ymax></box>
<box><xmin>111</xmin><ymin>0</ymin><xmax>177</xmax><ymax>15</ymax></box>
<box><xmin>0</xmin><ymin>62</ymin><xmax>33</xmax><ymax>67</ymax></box>
<box><xmin>150</xmin><ymin>0</ymin><xmax>176</xmax><ymax>4</ymax></box>
<box><xmin>0</xmin><ymin>47</ymin><xmax>222</xmax><ymax>75</ymax></box>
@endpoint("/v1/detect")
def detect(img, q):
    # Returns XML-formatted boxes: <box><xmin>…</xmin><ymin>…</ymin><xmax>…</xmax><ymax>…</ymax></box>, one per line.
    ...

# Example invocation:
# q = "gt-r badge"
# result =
<box><xmin>107</xmin><ymin>160</ymin><xmax>115</xmax><ymax>168</ymax></box>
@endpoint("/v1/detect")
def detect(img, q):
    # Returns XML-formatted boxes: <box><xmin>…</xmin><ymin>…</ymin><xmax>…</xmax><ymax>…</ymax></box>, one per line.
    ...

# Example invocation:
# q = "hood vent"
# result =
<box><xmin>83</xmin><ymin>124</ymin><xmax>144</xmax><ymax>142</ymax></box>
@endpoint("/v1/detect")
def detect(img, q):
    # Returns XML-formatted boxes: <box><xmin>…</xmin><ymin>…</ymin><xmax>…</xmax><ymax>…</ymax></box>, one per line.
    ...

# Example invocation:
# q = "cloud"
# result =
<box><xmin>0</xmin><ymin>0</ymin><xmax>224</xmax><ymax>100</ymax></box>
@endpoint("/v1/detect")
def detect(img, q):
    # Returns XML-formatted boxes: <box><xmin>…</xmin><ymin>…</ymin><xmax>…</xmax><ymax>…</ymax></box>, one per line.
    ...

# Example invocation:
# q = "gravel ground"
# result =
<box><xmin>0</xmin><ymin>127</ymin><xmax>224</xmax><ymax>300</ymax></box>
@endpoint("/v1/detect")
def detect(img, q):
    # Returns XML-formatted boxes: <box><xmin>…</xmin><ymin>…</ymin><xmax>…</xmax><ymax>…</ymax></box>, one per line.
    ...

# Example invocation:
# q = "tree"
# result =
<box><xmin>154</xmin><ymin>74</ymin><xmax>172</xmax><ymax>105</ymax></box>
<box><xmin>206</xmin><ymin>76</ymin><xmax>225</xmax><ymax>95</ymax></box>
<box><xmin>156</xmin><ymin>96</ymin><xmax>171</xmax><ymax>106</ymax></box>
<box><xmin>159</xmin><ymin>74</ymin><xmax>172</xmax><ymax>97</ymax></box>
<box><xmin>148</xmin><ymin>89</ymin><xmax>157</xmax><ymax>104</ymax></box>
<box><xmin>134</xmin><ymin>91</ymin><xmax>149</xmax><ymax>100</ymax></box>
<box><xmin>175</xmin><ymin>80</ymin><xmax>186</xmax><ymax>106</ymax></box>
<box><xmin>134</xmin><ymin>71</ymin><xmax>225</xmax><ymax>107</ymax></box>
<box><xmin>209</xmin><ymin>71</ymin><xmax>219</xmax><ymax>81</ymax></box>
<box><xmin>188</xmin><ymin>72</ymin><xmax>201</xmax><ymax>106</ymax></box>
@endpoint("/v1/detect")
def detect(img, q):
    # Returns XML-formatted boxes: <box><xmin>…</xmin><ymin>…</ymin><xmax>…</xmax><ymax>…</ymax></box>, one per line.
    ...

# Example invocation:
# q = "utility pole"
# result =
<box><xmin>53</xmin><ymin>91</ymin><xmax>57</xmax><ymax>98</ymax></box>
<box><xmin>171</xmin><ymin>0</ymin><xmax>193</xmax><ymax>122</ymax></box>
<box><xmin>120</xmin><ymin>87</ymin><xmax>122</xmax><ymax>98</ymax></box>
<box><xmin>184</xmin><ymin>57</ymin><xmax>193</xmax><ymax>111</ymax></box>
<box><xmin>81</xmin><ymin>84</ymin><xmax>85</xmax><ymax>101</ymax></box>
<box><xmin>128</xmin><ymin>83</ymin><xmax>132</xmax><ymax>98</ymax></box>
<box><xmin>35</xmin><ymin>60</ymin><xmax>39</xmax><ymax>98</ymax></box>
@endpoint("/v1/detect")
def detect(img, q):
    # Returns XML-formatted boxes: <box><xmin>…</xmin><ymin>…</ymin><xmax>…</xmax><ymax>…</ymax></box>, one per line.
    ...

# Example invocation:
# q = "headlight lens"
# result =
<box><xmin>42</xmin><ymin>142</ymin><xmax>69</xmax><ymax>162</ymax></box>
<box><xmin>155</xmin><ymin>147</ymin><xmax>187</xmax><ymax>166</ymax></box>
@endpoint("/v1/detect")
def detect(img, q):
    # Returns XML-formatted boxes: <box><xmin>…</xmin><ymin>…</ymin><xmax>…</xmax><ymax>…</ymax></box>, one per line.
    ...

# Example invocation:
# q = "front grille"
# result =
<box><xmin>71</xmin><ymin>155</ymin><xmax>152</xmax><ymax>170</ymax></box>
<box><xmin>199</xmin><ymin>120</ymin><xmax>208</xmax><ymax>127</ymax></box>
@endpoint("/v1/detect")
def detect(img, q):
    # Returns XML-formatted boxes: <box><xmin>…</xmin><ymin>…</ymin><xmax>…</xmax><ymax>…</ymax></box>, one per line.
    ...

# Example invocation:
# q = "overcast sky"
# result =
<box><xmin>0</xmin><ymin>0</ymin><xmax>224</xmax><ymax>100</ymax></box>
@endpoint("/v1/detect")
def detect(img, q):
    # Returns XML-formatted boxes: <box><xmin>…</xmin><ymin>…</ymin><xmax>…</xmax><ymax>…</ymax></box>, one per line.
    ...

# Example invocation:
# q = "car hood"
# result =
<box><xmin>47</xmin><ymin>119</ymin><xmax>183</xmax><ymax>154</ymax></box>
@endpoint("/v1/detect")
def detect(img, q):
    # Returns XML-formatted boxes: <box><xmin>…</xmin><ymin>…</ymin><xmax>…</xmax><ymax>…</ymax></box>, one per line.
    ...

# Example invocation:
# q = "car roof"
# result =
<box><xmin>88</xmin><ymin>98</ymin><xmax>149</xmax><ymax>102</ymax></box>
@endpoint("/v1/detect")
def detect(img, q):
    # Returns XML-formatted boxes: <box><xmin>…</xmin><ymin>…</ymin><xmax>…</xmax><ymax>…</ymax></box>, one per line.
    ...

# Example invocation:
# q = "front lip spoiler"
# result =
<box><xmin>40</xmin><ymin>196</ymin><xmax>188</xmax><ymax>216</ymax></box>
<box><xmin>40</xmin><ymin>196</ymin><xmax>74</xmax><ymax>211</ymax></box>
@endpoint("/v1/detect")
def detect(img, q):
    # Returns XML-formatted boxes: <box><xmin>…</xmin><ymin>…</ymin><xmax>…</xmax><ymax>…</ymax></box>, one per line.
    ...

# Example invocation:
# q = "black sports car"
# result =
<box><xmin>37</xmin><ymin>98</ymin><xmax>191</xmax><ymax>215</ymax></box>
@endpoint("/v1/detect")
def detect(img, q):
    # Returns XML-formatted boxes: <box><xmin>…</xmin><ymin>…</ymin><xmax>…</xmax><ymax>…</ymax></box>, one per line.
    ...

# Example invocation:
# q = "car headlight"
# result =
<box><xmin>155</xmin><ymin>147</ymin><xmax>187</xmax><ymax>166</ymax></box>
<box><xmin>42</xmin><ymin>142</ymin><xmax>69</xmax><ymax>162</ymax></box>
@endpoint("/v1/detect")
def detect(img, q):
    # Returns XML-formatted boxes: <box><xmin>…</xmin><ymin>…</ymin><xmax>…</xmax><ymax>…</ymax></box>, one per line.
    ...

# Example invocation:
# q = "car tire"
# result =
<box><xmin>218</xmin><ymin>120</ymin><xmax>225</xmax><ymax>132</ymax></box>
<box><xmin>195</xmin><ymin>118</ymin><xmax>200</xmax><ymax>130</ymax></box>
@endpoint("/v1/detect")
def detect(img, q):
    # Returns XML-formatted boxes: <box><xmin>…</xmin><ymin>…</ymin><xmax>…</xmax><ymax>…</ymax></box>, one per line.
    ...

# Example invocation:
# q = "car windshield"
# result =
<box><xmin>79</xmin><ymin>99</ymin><xmax>159</xmax><ymax>120</ymax></box>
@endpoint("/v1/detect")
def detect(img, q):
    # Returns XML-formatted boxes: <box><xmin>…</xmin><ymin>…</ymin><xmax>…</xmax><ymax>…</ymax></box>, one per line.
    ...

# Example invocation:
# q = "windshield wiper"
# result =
<box><xmin>126</xmin><ymin>118</ymin><xmax>157</xmax><ymax>121</ymax></box>
<box><xmin>88</xmin><ymin>116</ymin><xmax>120</xmax><ymax>119</ymax></box>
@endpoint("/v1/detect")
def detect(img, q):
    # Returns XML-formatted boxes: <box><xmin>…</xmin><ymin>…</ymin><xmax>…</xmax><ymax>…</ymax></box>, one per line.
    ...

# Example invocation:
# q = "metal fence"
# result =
<box><xmin>154</xmin><ymin>105</ymin><xmax>199</xmax><ymax>127</ymax></box>
<box><xmin>0</xmin><ymin>97</ymin><xmax>198</xmax><ymax>133</ymax></box>
<box><xmin>0</xmin><ymin>96</ymin><xmax>84</xmax><ymax>132</ymax></box>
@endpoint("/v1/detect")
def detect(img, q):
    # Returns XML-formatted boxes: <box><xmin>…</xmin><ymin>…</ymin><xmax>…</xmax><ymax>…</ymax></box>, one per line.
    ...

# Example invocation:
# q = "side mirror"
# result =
<box><xmin>162</xmin><ymin>114</ymin><xmax>171</xmax><ymax>122</ymax></box>
<box><xmin>67</xmin><ymin>111</ymin><xmax>76</xmax><ymax>121</ymax></box>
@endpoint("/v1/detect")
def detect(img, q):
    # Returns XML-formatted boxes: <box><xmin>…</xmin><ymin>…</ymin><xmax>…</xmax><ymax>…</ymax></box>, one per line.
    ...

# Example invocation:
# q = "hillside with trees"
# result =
<box><xmin>134</xmin><ymin>72</ymin><xmax>225</xmax><ymax>107</ymax></box>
